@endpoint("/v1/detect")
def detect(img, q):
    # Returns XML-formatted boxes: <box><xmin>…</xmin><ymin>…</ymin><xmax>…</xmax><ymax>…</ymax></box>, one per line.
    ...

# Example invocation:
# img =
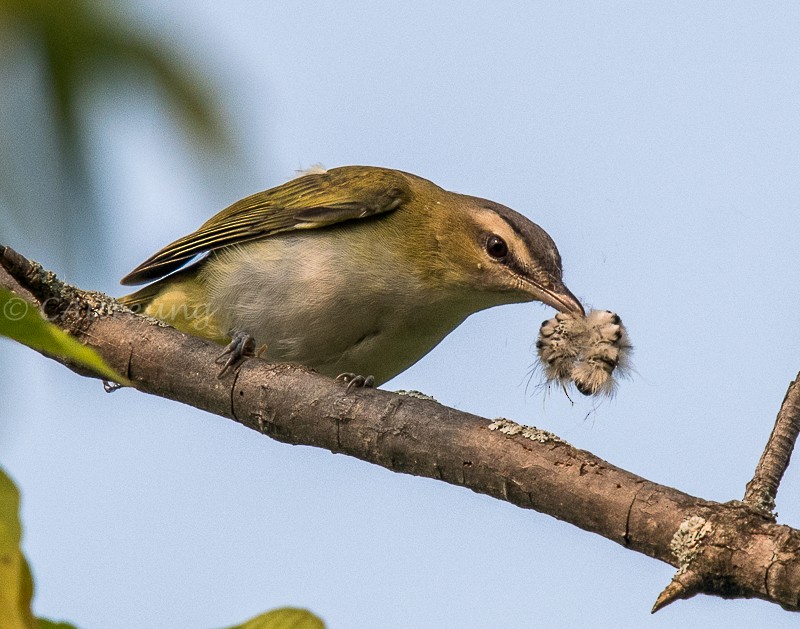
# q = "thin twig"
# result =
<box><xmin>743</xmin><ymin>374</ymin><xmax>800</xmax><ymax>515</ymax></box>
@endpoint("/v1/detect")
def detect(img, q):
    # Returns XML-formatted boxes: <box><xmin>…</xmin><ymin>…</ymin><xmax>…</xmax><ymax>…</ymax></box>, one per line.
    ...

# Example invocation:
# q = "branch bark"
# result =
<box><xmin>2</xmin><ymin>244</ymin><xmax>800</xmax><ymax>613</ymax></box>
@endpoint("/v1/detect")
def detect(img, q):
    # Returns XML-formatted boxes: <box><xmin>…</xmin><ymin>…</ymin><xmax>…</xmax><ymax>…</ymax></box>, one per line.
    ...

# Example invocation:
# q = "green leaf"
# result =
<box><xmin>225</xmin><ymin>608</ymin><xmax>326</xmax><ymax>629</ymax></box>
<box><xmin>0</xmin><ymin>287</ymin><xmax>129</xmax><ymax>385</ymax></box>
<box><xmin>0</xmin><ymin>468</ymin><xmax>81</xmax><ymax>629</ymax></box>
<box><xmin>0</xmin><ymin>467</ymin><xmax>35</xmax><ymax>629</ymax></box>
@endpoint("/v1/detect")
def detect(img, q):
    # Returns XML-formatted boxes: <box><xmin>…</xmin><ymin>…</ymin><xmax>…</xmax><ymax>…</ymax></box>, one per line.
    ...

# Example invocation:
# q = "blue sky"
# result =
<box><xmin>2</xmin><ymin>2</ymin><xmax>800</xmax><ymax>628</ymax></box>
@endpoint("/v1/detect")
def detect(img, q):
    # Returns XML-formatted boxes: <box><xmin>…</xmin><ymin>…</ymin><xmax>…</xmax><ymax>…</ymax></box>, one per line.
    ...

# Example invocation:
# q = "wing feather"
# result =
<box><xmin>120</xmin><ymin>166</ymin><xmax>411</xmax><ymax>285</ymax></box>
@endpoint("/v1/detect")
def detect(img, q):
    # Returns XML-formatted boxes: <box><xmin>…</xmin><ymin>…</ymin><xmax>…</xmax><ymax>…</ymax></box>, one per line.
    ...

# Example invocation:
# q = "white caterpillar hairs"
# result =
<box><xmin>536</xmin><ymin>309</ymin><xmax>632</xmax><ymax>397</ymax></box>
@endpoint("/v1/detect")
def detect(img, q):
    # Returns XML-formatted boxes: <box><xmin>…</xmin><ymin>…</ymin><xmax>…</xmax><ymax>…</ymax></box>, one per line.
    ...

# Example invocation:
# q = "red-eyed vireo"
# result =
<box><xmin>120</xmin><ymin>166</ymin><xmax>584</xmax><ymax>385</ymax></box>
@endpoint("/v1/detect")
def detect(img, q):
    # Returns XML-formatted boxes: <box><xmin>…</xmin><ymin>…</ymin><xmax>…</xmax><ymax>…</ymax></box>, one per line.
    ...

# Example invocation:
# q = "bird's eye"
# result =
<box><xmin>486</xmin><ymin>235</ymin><xmax>508</xmax><ymax>259</ymax></box>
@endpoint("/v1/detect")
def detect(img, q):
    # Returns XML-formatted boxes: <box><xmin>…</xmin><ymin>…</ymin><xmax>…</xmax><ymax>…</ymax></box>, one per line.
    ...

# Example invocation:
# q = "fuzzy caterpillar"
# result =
<box><xmin>536</xmin><ymin>309</ymin><xmax>632</xmax><ymax>397</ymax></box>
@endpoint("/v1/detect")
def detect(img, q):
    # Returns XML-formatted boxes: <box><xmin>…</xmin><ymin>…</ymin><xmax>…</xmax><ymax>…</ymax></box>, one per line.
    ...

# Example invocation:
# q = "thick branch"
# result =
<box><xmin>2</xmin><ymin>245</ymin><xmax>800</xmax><ymax>613</ymax></box>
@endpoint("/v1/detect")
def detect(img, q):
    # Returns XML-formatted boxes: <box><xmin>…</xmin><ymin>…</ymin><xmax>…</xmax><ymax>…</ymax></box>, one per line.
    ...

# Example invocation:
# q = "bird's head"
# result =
<box><xmin>419</xmin><ymin>193</ymin><xmax>585</xmax><ymax>316</ymax></box>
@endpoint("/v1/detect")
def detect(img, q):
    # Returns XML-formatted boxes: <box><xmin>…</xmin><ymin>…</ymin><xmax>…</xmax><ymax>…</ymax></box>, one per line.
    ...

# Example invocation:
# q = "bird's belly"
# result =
<box><xmin>202</xmin><ymin>237</ymin><xmax>476</xmax><ymax>384</ymax></box>
<box><xmin>261</xmin><ymin>307</ymin><xmax>452</xmax><ymax>384</ymax></box>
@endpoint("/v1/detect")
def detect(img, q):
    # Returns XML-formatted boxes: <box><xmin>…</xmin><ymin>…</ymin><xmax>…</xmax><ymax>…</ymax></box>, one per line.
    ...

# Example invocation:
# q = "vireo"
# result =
<box><xmin>120</xmin><ymin>166</ymin><xmax>584</xmax><ymax>385</ymax></box>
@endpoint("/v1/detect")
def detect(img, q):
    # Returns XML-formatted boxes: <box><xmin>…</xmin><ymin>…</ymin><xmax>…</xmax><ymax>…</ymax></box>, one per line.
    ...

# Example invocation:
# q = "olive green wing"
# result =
<box><xmin>120</xmin><ymin>166</ymin><xmax>411</xmax><ymax>285</ymax></box>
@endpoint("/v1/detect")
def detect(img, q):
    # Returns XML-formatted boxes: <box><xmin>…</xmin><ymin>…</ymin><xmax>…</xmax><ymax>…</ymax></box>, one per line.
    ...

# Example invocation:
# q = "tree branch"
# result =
<box><xmin>2</xmin><ymin>244</ymin><xmax>800</xmax><ymax>613</ymax></box>
<box><xmin>743</xmin><ymin>375</ymin><xmax>800</xmax><ymax>515</ymax></box>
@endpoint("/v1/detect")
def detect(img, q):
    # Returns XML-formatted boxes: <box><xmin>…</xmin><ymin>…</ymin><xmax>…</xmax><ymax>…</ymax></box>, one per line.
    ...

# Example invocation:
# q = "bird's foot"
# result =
<box><xmin>216</xmin><ymin>331</ymin><xmax>257</xmax><ymax>378</ymax></box>
<box><xmin>337</xmin><ymin>372</ymin><xmax>375</xmax><ymax>392</ymax></box>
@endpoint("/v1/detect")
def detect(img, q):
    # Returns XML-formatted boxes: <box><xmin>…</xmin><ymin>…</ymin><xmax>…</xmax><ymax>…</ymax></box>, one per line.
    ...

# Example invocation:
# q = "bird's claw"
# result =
<box><xmin>216</xmin><ymin>332</ymin><xmax>257</xmax><ymax>378</ymax></box>
<box><xmin>337</xmin><ymin>372</ymin><xmax>375</xmax><ymax>392</ymax></box>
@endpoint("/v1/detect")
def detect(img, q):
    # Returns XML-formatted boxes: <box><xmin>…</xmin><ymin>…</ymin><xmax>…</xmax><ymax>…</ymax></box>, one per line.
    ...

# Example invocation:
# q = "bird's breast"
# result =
<box><xmin>201</xmin><ymin>232</ymin><xmax>481</xmax><ymax>384</ymax></box>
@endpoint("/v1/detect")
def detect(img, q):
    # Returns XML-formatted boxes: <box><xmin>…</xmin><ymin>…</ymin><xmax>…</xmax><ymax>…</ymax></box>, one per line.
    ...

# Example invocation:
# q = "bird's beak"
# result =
<box><xmin>530</xmin><ymin>280</ymin><xmax>585</xmax><ymax>317</ymax></box>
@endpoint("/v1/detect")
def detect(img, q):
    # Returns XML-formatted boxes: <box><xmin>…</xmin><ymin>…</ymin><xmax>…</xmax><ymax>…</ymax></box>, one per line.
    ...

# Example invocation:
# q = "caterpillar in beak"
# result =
<box><xmin>536</xmin><ymin>309</ymin><xmax>632</xmax><ymax>397</ymax></box>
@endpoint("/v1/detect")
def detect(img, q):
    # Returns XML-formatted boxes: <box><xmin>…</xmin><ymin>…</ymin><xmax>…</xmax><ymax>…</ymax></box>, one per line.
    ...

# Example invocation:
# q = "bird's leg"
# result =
<box><xmin>336</xmin><ymin>372</ymin><xmax>375</xmax><ymax>392</ymax></box>
<box><xmin>216</xmin><ymin>331</ymin><xmax>257</xmax><ymax>378</ymax></box>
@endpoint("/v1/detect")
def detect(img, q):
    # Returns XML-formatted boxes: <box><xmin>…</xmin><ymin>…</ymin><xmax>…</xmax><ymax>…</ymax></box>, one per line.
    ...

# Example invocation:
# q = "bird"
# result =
<box><xmin>119</xmin><ymin>165</ymin><xmax>584</xmax><ymax>386</ymax></box>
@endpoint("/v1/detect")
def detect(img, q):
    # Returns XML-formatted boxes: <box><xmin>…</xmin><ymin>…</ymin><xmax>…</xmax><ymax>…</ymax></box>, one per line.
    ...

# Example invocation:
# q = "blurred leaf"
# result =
<box><xmin>0</xmin><ymin>468</ymin><xmax>81</xmax><ymax>629</ymax></box>
<box><xmin>0</xmin><ymin>287</ymin><xmax>130</xmax><ymax>385</ymax></box>
<box><xmin>1</xmin><ymin>465</ymin><xmax>321</xmax><ymax>629</ymax></box>
<box><xmin>225</xmin><ymin>608</ymin><xmax>326</xmax><ymax>629</ymax></box>
<box><xmin>36</xmin><ymin>620</ymin><xmax>80</xmax><ymax>629</ymax></box>
<box><xmin>0</xmin><ymin>467</ymin><xmax>35</xmax><ymax>629</ymax></box>
<box><xmin>0</xmin><ymin>0</ymin><xmax>227</xmax><ymax>151</ymax></box>
<box><xmin>0</xmin><ymin>0</ymin><xmax>230</xmax><ymax>270</ymax></box>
